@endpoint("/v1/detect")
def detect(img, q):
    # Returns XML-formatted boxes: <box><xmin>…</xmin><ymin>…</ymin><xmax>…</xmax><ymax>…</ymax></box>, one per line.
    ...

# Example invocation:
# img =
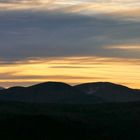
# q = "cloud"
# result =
<box><xmin>0</xmin><ymin>71</ymin><xmax>96</xmax><ymax>80</ymax></box>
<box><xmin>0</xmin><ymin>1</ymin><xmax>139</xmax><ymax>88</ymax></box>
<box><xmin>0</xmin><ymin>0</ymin><xmax>56</xmax><ymax>11</ymax></box>
<box><xmin>49</xmin><ymin>66</ymin><xmax>93</xmax><ymax>69</ymax></box>
<box><xmin>0</xmin><ymin>0</ymin><xmax>140</xmax><ymax>22</ymax></box>
<box><xmin>0</xmin><ymin>56</ymin><xmax>139</xmax><ymax>88</ymax></box>
<box><xmin>0</xmin><ymin>9</ymin><xmax>140</xmax><ymax>64</ymax></box>
<box><xmin>0</xmin><ymin>70</ymin><xmax>105</xmax><ymax>87</ymax></box>
<box><xmin>107</xmin><ymin>45</ymin><xmax>140</xmax><ymax>50</ymax></box>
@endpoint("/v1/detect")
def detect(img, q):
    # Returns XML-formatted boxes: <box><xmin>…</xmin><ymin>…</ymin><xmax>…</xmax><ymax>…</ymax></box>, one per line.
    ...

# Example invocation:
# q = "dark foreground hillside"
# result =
<box><xmin>1</xmin><ymin>102</ymin><xmax>140</xmax><ymax>140</ymax></box>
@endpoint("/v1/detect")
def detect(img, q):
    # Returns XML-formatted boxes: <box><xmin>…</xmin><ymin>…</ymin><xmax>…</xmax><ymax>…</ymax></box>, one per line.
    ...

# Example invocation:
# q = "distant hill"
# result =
<box><xmin>0</xmin><ymin>81</ymin><xmax>140</xmax><ymax>103</ymax></box>
<box><xmin>0</xmin><ymin>87</ymin><xmax>5</xmax><ymax>90</ymax></box>
<box><xmin>0</xmin><ymin>82</ymin><xmax>102</xmax><ymax>103</ymax></box>
<box><xmin>75</xmin><ymin>82</ymin><xmax>140</xmax><ymax>102</ymax></box>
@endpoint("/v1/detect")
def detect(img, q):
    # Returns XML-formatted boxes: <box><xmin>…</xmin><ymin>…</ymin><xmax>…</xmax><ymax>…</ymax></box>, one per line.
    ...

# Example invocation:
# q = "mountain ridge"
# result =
<box><xmin>0</xmin><ymin>81</ymin><xmax>139</xmax><ymax>103</ymax></box>
<box><xmin>0</xmin><ymin>87</ymin><xmax>5</xmax><ymax>90</ymax></box>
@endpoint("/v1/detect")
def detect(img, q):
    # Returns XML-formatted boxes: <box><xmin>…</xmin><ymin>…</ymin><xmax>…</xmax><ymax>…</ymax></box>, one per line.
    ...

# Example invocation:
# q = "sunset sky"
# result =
<box><xmin>0</xmin><ymin>0</ymin><xmax>140</xmax><ymax>88</ymax></box>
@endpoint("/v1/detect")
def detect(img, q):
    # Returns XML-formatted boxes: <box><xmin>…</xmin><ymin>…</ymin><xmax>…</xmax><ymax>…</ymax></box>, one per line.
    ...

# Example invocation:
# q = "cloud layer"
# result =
<box><xmin>0</xmin><ymin>10</ymin><xmax>140</xmax><ymax>63</ymax></box>
<box><xmin>0</xmin><ymin>0</ymin><xmax>139</xmax><ymax>88</ymax></box>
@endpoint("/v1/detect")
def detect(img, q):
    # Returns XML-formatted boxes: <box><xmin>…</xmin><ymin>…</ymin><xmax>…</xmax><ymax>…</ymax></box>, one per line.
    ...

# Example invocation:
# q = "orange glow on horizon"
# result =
<box><xmin>0</xmin><ymin>57</ymin><xmax>139</xmax><ymax>89</ymax></box>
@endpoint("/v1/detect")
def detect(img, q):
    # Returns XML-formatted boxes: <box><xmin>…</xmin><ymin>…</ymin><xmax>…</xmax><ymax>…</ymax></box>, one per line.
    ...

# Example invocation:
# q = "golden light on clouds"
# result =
<box><xmin>0</xmin><ymin>57</ymin><xmax>139</xmax><ymax>88</ymax></box>
<box><xmin>0</xmin><ymin>0</ymin><xmax>56</xmax><ymax>10</ymax></box>
<box><xmin>0</xmin><ymin>0</ymin><xmax>140</xmax><ymax>16</ymax></box>
<box><xmin>107</xmin><ymin>45</ymin><xmax>140</xmax><ymax>50</ymax></box>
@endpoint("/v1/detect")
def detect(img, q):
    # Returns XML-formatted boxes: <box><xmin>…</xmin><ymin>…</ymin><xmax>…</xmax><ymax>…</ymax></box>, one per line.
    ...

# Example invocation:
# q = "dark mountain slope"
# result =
<box><xmin>0</xmin><ymin>87</ymin><xmax>5</xmax><ymax>90</ymax></box>
<box><xmin>74</xmin><ymin>82</ymin><xmax>140</xmax><ymax>102</ymax></box>
<box><xmin>0</xmin><ymin>81</ymin><xmax>140</xmax><ymax>103</ymax></box>
<box><xmin>0</xmin><ymin>82</ymin><xmax>102</xmax><ymax>103</ymax></box>
<box><xmin>1</xmin><ymin>102</ymin><xmax>140</xmax><ymax>140</ymax></box>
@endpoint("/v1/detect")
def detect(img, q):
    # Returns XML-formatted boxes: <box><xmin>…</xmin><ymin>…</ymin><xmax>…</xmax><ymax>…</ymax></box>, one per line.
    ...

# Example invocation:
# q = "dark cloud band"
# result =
<box><xmin>0</xmin><ymin>9</ymin><xmax>139</xmax><ymax>64</ymax></box>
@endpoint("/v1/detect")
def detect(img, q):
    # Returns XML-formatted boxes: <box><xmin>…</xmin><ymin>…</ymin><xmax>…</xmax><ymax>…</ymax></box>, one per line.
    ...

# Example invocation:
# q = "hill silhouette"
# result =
<box><xmin>0</xmin><ymin>81</ymin><xmax>139</xmax><ymax>103</ymax></box>
<box><xmin>75</xmin><ymin>82</ymin><xmax>140</xmax><ymax>102</ymax></box>
<box><xmin>0</xmin><ymin>87</ymin><xmax>5</xmax><ymax>90</ymax></box>
<box><xmin>0</xmin><ymin>82</ymin><xmax>101</xmax><ymax>103</ymax></box>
